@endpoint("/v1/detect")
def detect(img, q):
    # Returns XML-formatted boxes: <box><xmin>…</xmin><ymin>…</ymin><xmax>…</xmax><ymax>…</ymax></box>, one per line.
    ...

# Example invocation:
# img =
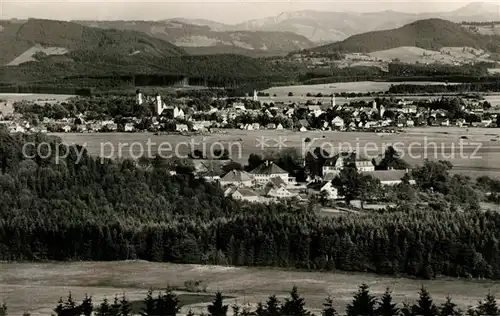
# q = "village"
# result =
<box><xmin>188</xmin><ymin>147</ymin><xmax>416</xmax><ymax>208</ymax></box>
<box><xmin>0</xmin><ymin>88</ymin><xmax>497</xmax><ymax>135</ymax></box>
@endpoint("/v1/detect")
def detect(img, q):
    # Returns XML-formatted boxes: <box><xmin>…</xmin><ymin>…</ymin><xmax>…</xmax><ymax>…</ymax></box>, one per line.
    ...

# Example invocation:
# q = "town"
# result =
<box><xmin>0</xmin><ymin>88</ymin><xmax>498</xmax><ymax>135</ymax></box>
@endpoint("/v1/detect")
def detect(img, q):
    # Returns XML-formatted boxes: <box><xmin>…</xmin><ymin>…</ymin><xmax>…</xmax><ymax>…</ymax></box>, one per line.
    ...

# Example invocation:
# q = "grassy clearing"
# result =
<box><xmin>261</xmin><ymin>81</ymin><xmax>459</xmax><ymax>95</ymax></box>
<box><xmin>1</xmin><ymin>261</ymin><xmax>500</xmax><ymax>316</ymax></box>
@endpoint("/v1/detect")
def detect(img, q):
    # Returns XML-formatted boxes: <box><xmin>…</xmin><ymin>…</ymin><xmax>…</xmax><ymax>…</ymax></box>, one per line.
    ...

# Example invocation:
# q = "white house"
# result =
<box><xmin>176</xmin><ymin>124</ymin><xmax>189</xmax><ymax>132</ymax></box>
<box><xmin>225</xmin><ymin>187</ymin><xmax>260</xmax><ymax>203</ymax></box>
<box><xmin>321</xmin><ymin>181</ymin><xmax>338</xmax><ymax>199</ymax></box>
<box><xmin>276</xmin><ymin>123</ymin><xmax>284</xmax><ymax>130</ymax></box>
<box><xmin>62</xmin><ymin>125</ymin><xmax>71</xmax><ymax>133</ymax></box>
<box><xmin>331</xmin><ymin>116</ymin><xmax>345</xmax><ymax>129</ymax></box>
<box><xmin>308</xmin><ymin>105</ymin><xmax>323</xmax><ymax>117</ymax></box>
<box><xmin>265</xmin><ymin>186</ymin><xmax>297</xmax><ymax>199</ymax></box>
<box><xmin>250</xmin><ymin>161</ymin><xmax>289</xmax><ymax>184</ymax></box>
<box><xmin>124</xmin><ymin>123</ymin><xmax>135</xmax><ymax>132</ymax></box>
<box><xmin>363</xmin><ymin>170</ymin><xmax>415</xmax><ymax>186</ymax></box>
<box><xmin>355</xmin><ymin>159</ymin><xmax>375</xmax><ymax>172</ymax></box>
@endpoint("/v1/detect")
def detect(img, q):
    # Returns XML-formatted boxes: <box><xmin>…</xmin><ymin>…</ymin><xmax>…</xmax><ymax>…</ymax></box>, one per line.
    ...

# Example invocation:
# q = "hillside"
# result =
<box><xmin>309</xmin><ymin>19</ymin><xmax>500</xmax><ymax>54</ymax></box>
<box><xmin>73</xmin><ymin>20</ymin><xmax>314</xmax><ymax>56</ymax></box>
<box><xmin>0</xmin><ymin>18</ymin><xmax>186</xmax><ymax>66</ymax></box>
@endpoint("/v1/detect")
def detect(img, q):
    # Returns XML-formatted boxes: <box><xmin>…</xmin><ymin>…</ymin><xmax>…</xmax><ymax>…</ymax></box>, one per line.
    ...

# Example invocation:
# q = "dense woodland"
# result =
<box><xmin>1</xmin><ymin>131</ymin><xmax>500</xmax><ymax>280</ymax></box>
<box><xmin>389</xmin><ymin>82</ymin><xmax>500</xmax><ymax>94</ymax></box>
<box><xmin>3</xmin><ymin>284</ymin><xmax>500</xmax><ymax>316</ymax></box>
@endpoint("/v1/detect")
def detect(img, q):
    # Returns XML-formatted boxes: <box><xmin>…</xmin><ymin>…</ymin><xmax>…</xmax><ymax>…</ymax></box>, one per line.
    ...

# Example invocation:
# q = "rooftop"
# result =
<box><xmin>362</xmin><ymin>170</ymin><xmax>411</xmax><ymax>182</ymax></box>
<box><xmin>221</xmin><ymin>170</ymin><xmax>254</xmax><ymax>182</ymax></box>
<box><xmin>250</xmin><ymin>161</ymin><xmax>288</xmax><ymax>175</ymax></box>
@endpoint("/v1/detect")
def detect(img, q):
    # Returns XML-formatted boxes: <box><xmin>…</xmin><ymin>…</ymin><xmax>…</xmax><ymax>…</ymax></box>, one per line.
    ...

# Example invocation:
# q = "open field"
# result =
<box><xmin>0</xmin><ymin>93</ymin><xmax>76</xmax><ymax>116</ymax></box>
<box><xmin>261</xmin><ymin>81</ymin><xmax>462</xmax><ymax>95</ymax></box>
<box><xmin>2</xmin><ymin>261</ymin><xmax>500</xmax><ymax>316</ymax></box>
<box><xmin>52</xmin><ymin>127</ymin><xmax>500</xmax><ymax>179</ymax></box>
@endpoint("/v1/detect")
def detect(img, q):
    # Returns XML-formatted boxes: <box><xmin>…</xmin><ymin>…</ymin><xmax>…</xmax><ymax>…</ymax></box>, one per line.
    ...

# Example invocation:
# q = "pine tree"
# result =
<box><xmin>81</xmin><ymin>294</ymin><xmax>93</xmax><ymax>316</ymax></box>
<box><xmin>400</xmin><ymin>301</ymin><xmax>412</xmax><ymax>316</ymax></box>
<box><xmin>255</xmin><ymin>302</ymin><xmax>265</xmax><ymax>316</ymax></box>
<box><xmin>478</xmin><ymin>291</ymin><xmax>499</xmax><ymax>316</ymax></box>
<box><xmin>97</xmin><ymin>298</ymin><xmax>112</xmax><ymax>316</ymax></box>
<box><xmin>141</xmin><ymin>289</ymin><xmax>157</xmax><ymax>316</ymax></box>
<box><xmin>280</xmin><ymin>286</ymin><xmax>310</xmax><ymax>316</ymax></box>
<box><xmin>54</xmin><ymin>297</ymin><xmax>65</xmax><ymax>316</ymax></box>
<box><xmin>0</xmin><ymin>303</ymin><xmax>6</xmax><ymax>316</ymax></box>
<box><xmin>376</xmin><ymin>288</ymin><xmax>398</xmax><ymax>316</ymax></box>
<box><xmin>412</xmin><ymin>286</ymin><xmax>439</xmax><ymax>316</ymax></box>
<box><xmin>162</xmin><ymin>290</ymin><xmax>181</xmax><ymax>316</ymax></box>
<box><xmin>346</xmin><ymin>284</ymin><xmax>377</xmax><ymax>316</ymax></box>
<box><xmin>110</xmin><ymin>296</ymin><xmax>121</xmax><ymax>316</ymax></box>
<box><xmin>120</xmin><ymin>295</ymin><xmax>132</xmax><ymax>316</ymax></box>
<box><xmin>321</xmin><ymin>297</ymin><xmax>337</xmax><ymax>316</ymax></box>
<box><xmin>187</xmin><ymin>309</ymin><xmax>195</xmax><ymax>316</ymax></box>
<box><xmin>440</xmin><ymin>296</ymin><xmax>460</xmax><ymax>316</ymax></box>
<box><xmin>232</xmin><ymin>304</ymin><xmax>240</xmax><ymax>316</ymax></box>
<box><xmin>266</xmin><ymin>295</ymin><xmax>281</xmax><ymax>316</ymax></box>
<box><xmin>207</xmin><ymin>292</ymin><xmax>228</xmax><ymax>316</ymax></box>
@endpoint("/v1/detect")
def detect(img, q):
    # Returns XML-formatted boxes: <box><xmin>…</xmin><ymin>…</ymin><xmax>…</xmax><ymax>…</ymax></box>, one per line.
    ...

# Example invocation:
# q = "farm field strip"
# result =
<box><xmin>0</xmin><ymin>261</ymin><xmax>498</xmax><ymax>316</ymax></box>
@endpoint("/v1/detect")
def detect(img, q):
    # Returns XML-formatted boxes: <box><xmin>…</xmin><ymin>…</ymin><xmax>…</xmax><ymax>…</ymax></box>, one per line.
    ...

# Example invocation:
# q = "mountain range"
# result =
<box><xmin>167</xmin><ymin>2</ymin><xmax>500</xmax><ymax>44</ymax></box>
<box><xmin>309</xmin><ymin>18</ymin><xmax>500</xmax><ymax>54</ymax></box>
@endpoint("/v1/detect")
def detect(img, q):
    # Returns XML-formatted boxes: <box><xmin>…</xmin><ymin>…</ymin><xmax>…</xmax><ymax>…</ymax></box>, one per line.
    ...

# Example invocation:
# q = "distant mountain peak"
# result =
<box><xmin>453</xmin><ymin>1</ymin><xmax>500</xmax><ymax>15</ymax></box>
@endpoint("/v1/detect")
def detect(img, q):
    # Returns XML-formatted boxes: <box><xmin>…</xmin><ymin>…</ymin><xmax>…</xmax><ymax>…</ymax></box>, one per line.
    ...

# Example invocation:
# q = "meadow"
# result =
<box><xmin>52</xmin><ymin>128</ymin><xmax>500</xmax><ymax>178</ymax></box>
<box><xmin>1</xmin><ymin>261</ymin><xmax>500</xmax><ymax>316</ymax></box>
<box><xmin>261</xmin><ymin>81</ymin><xmax>462</xmax><ymax>95</ymax></box>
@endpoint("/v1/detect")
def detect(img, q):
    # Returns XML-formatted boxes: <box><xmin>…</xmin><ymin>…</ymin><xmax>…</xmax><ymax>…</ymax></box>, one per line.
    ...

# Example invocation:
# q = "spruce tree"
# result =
<box><xmin>207</xmin><ymin>292</ymin><xmax>228</xmax><ymax>316</ymax></box>
<box><xmin>54</xmin><ymin>297</ymin><xmax>65</xmax><ymax>316</ymax></box>
<box><xmin>0</xmin><ymin>303</ymin><xmax>6</xmax><ymax>316</ymax></box>
<box><xmin>120</xmin><ymin>295</ymin><xmax>132</xmax><ymax>316</ymax></box>
<box><xmin>81</xmin><ymin>294</ymin><xmax>93</xmax><ymax>316</ymax></box>
<box><xmin>376</xmin><ymin>288</ymin><xmax>398</xmax><ymax>316</ymax></box>
<box><xmin>232</xmin><ymin>304</ymin><xmax>240</xmax><ymax>316</ymax></box>
<box><xmin>255</xmin><ymin>302</ymin><xmax>265</xmax><ymax>316</ymax></box>
<box><xmin>110</xmin><ymin>296</ymin><xmax>121</xmax><ymax>316</ymax></box>
<box><xmin>440</xmin><ymin>296</ymin><xmax>460</xmax><ymax>316</ymax></box>
<box><xmin>280</xmin><ymin>286</ymin><xmax>310</xmax><ymax>316</ymax></box>
<box><xmin>412</xmin><ymin>286</ymin><xmax>439</xmax><ymax>316</ymax></box>
<box><xmin>346</xmin><ymin>284</ymin><xmax>377</xmax><ymax>316</ymax></box>
<box><xmin>322</xmin><ymin>297</ymin><xmax>337</xmax><ymax>316</ymax></box>
<box><xmin>162</xmin><ymin>290</ymin><xmax>181</xmax><ymax>316</ymax></box>
<box><xmin>141</xmin><ymin>289</ymin><xmax>157</xmax><ymax>316</ymax></box>
<box><xmin>478</xmin><ymin>291</ymin><xmax>499</xmax><ymax>316</ymax></box>
<box><xmin>400</xmin><ymin>301</ymin><xmax>412</xmax><ymax>316</ymax></box>
<box><xmin>97</xmin><ymin>298</ymin><xmax>112</xmax><ymax>316</ymax></box>
<box><xmin>266</xmin><ymin>295</ymin><xmax>281</xmax><ymax>316</ymax></box>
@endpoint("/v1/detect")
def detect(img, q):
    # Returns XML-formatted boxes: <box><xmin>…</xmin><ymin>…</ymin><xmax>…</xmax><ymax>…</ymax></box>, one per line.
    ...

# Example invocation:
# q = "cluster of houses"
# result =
<box><xmin>2</xmin><ymin>90</ymin><xmax>498</xmax><ymax>135</ymax></box>
<box><xmin>192</xmin><ymin>153</ymin><xmax>415</xmax><ymax>204</ymax></box>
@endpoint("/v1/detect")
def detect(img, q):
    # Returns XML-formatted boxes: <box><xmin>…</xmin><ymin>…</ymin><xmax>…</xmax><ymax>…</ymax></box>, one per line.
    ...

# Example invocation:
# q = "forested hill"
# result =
<box><xmin>1</xmin><ymin>130</ymin><xmax>500</xmax><ymax>280</ymax></box>
<box><xmin>309</xmin><ymin>18</ymin><xmax>500</xmax><ymax>53</ymax></box>
<box><xmin>0</xmin><ymin>18</ymin><xmax>186</xmax><ymax>66</ymax></box>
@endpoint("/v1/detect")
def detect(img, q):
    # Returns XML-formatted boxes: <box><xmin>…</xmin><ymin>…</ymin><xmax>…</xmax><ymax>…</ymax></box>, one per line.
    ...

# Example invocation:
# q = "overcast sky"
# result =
<box><xmin>1</xmin><ymin>0</ymin><xmax>499</xmax><ymax>24</ymax></box>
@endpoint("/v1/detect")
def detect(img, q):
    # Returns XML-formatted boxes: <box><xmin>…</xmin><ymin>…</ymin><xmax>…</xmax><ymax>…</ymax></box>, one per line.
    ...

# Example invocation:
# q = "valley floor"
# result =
<box><xmin>1</xmin><ymin>261</ymin><xmax>498</xmax><ymax>316</ymax></box>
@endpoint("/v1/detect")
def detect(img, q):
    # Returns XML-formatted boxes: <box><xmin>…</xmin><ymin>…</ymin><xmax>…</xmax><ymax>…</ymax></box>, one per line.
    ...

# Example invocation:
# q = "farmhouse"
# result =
<box><xmin>220</xmin><ymin>170</ymin><xmax>254</xmax><ymax>187</ymax></box>
<box><xmin>308</xmin><ymin>181</ymin><xmax>339</xmax><ymax>200</ymax></box>
<box><xmin>250</xmin><ymin>161</ymin><xmax>289</xmax><ymax>184</ymax></box>
<box><xmin>224</xmin><ymin>187</ymin><xmax>260</xmax><ymax>203</ymax></box>
<box><xmin>176</xmin><ymin>124</ymin><xmax>189</xmax><ymax>132</ymax></box>
<box><xmin>363</xmin><ymin>169</ymin><xmax>415</xmax><ymax>186</ymax></box>
<box><xmin>265</xmin><ymin>186</ymin><xmax>298</xmax><ymax>199</ymax></box>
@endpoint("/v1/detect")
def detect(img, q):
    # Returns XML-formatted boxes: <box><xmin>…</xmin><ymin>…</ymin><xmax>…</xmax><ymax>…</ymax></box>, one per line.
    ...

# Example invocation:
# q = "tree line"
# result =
<box><xmin>3</xmin><ymin>284</ymin><xmax>500</xmax><ymax>316</ymax></box>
